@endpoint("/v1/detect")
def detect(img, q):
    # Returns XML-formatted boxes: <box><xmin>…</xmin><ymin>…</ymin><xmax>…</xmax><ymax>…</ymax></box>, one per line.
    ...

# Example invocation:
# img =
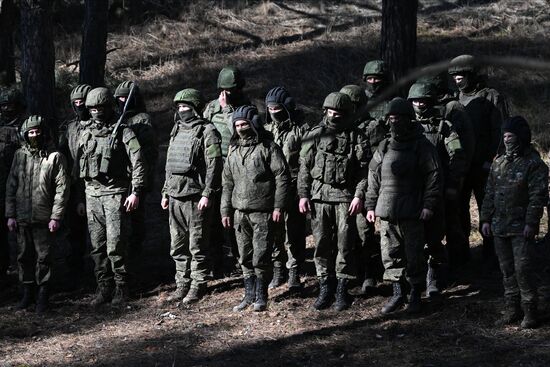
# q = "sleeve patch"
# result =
<box><xmin>207</xmin><ymin>143</ymin><xmax>222</xmax><ymax>158</ymax></box>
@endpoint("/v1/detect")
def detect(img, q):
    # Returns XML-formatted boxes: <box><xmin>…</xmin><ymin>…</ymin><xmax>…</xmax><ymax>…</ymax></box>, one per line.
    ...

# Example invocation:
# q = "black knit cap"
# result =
<box><xmin>502</xmin><ymin>115</ymin><xmax>531</xmax><ymax>146</ymax></box>
<box><xmin>232</xmin><ymin>105</ymin><xmax>262</xmax><ymax>132</ymax></box>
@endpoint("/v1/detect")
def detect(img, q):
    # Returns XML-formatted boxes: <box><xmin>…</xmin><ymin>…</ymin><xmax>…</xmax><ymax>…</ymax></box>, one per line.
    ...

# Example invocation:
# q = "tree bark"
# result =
<box><xmin>80</xmin><ymin>0</ymin><xmax>109</xmax><ymax>87</ymax></box>
<box><xmin>380</xmin><ymin>0</ymin><xmax>418</xmax><ymax>84</ymax></box>
<box><xmin>20</xmin><ymin>0</ymin><xmax>56</xmax><ymax>120</ymax></box>
<box><xmin>0</xmin><ymin>0</ymin><xmax>17</xmax><ymax>85</ymax></box>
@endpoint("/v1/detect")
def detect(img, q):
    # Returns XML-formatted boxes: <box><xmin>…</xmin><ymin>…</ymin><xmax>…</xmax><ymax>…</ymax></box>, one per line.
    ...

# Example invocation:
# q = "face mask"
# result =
<box><xmin>177</xmin><ymin>110</ymin><xmax>195</xmax><ymax>122</ymax></box>
<box><xmin>326</xmin><ymin>114</ymin><xmax>345</xmax><ymax>131</ymax></box>
<box><xmin>74</xmin><ymin>104</ymin><xmax>89</xmax><ymax>120</ymax></box>
<box><xmin>455</xmin><ymin>75</ymin><xmax>472</xmax><ymax>92</ymax></box>
<box><xmin>237</xmin><ymin>125</ymin><xmax>255</xmax><ymax>139</ymax></box>
<box><xmin>117</xmin><ymin>99</ymin><xmax>126</xmax><ymax>112</ymax></box>
<box><xmin>389</xmin><ymin>117</ymin><xmax>411</xmax><ymax>138</ymax></box>
<box><xmin>270</xmin><ymin>109</ymin><xmax>288</xmax><ymax>124</ymax></box>
<box><xmin>504</xmin><ymin>134</ymin><xmax>521</xmax><ymax>158</ymax></box>
<box><xmin>366</xmin><ymin>81</ymin><xmax>383</xmax><ymax>95</ymax></box>
<box><xmin>413</xmin><ymin>104</ymin><xmax>429</xmax><ymax>118</ymax></box>
<box><xmin>28</xmin><ymin>135</ymin><xmax>43</xmax><ymax>149</ymax></box>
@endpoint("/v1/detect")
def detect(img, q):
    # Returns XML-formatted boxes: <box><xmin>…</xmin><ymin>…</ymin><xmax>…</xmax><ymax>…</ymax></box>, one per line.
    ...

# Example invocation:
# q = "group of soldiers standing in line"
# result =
<box><xmin>1</xmin><ymin>54</ymin><xmax>548</xmax><ymax>329</ymax></box>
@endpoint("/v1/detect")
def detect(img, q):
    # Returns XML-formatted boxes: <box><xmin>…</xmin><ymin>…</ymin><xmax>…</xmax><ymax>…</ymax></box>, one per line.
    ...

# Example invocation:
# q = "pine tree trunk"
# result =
<box><xmin>20</xmin><ymin>0</ymin><xmax>56</xmax><ymax>120</ymax></box>
<box><xmin>0</xmin><ymin>0</ymin><xmax>17</xmax><ymax>85</ymax></box>
<box><xmin>79</xmin><ymin>0</ymin><xmax>109</xmax><ymax>87</ymax></box>
<box><xmin>380</xmin><ymin>0</ymin><xmax>418</xmax><ymax>84</ymax></box>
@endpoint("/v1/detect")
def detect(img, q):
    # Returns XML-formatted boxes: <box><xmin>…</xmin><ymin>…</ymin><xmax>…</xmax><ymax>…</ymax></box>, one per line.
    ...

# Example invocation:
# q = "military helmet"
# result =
<box><xmin>114</xmin><ymin>81</ymin><xmax>136</xmax><ymax>98</ymax></box>
<box><xmin>70</xmin><ymin>84</ymin><xmax>92</xmax><ymax>102</ymax></box>
<box><xmin>407</xmin><ymin>82</ymin><xmax>436</xmax><ymax>100</ymax></box>
<box><xmin>21</xmin><ymin>115</ymin><xmax>44</xmax><ymax>134</ymax></box>
<box><xmin>448</xmin><ymin>54</ymin><xmax>477</xmax><ymax>75</ymax></box>
<box><xmin>265</xmin><ymin>86</ymin><xmax>295</xmax><ymax>110</ymax></box>
<box><xmin>232</xmin><ymin>105</ymin><xmax>262</xmax><ymax>132</ymax></box>
<box><xmin>416</xmin><ymin>72</ymin><xmax>448</xmax><ymax>96</ymax></box>
<box><xmin>339</xmin><ymin>84</ymin><xmax>367</xmax><ymax>107</ymax></box>
<box><xmin>363</xmin><ymin>60</ymin><xmax>387</xmax><ymax>78</ymax></box>
<box><xmin>85</xmin><ymin>87</ymin><xmax>114</xmax><ymax>108</ymax></box>
<box><xmin>0</xmin><ymin>86</ymin><xmax>24</xmax><ymax>106</ymax></box>
<box><xmin>323</xmin><ymin>92</ymin><xmax>353</xmax><ymax>114</ymax></box>
<box><xmin>173</xmin><ymin>88</ymin><xmax>205</xmax><ymax>112</ymax></box>
<box><xmin>385</xmin><ymin>97</ymin><xmax>415</xmax><ymax>118</ymax></box>
<box><xmin>217</xmin><ymin>66</ymin><xmax>245</xmax><ymax>90</ymax></box>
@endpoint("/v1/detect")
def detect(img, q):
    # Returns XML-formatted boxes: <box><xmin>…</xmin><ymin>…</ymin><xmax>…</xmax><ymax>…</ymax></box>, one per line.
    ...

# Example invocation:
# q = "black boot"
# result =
<box><xmin>111</xmin><ymin>284</ymin><xmax>129</xmax><ymax>306</ymax></box>
<box><xmin>312</xmin><ymin>278</ymin><xmax>334</xmax><ymax>310</ymax></box>
<box><xmin>381</xmin><ymin>282</ymin><xmax>406</xmax><ymax>314</ymax></box>
<box><xmin>35</xmin><ymin>284</ymin><xmax>49</xmax><ymax>313</ymax></box>
<box><xmin>181</xmin><ymin>284</ymin><xmax>206</xmax><ymax>305</ymax></box>
<box><xmin>90</xmin><ymin>285</ymin><xmax>113</xmax><ymax>308</ymax></box>
<box><xmin>253</xmin><ymin>277</ymin><xmax>268</xmax><ymax>312</ymax></box>
<box><xmin>333</xmin><ymin>278</ymin><xmax>351</xmax><ymax>311</ymax></box>
<box><xmin>407</xmin><ymin>284</ymin><xmax>422</xmax><ymax>314</ymax></box>
<box><xmin>17</xmin><ymin>284</ymin><xmax>33</xmax><ymax>310</ymax></box>
<box><xmin>287</xmin><ymin>267</ymin><xmax>302</xmax><ymax>290</ymax></box>
<box><xmin>233</xmin><ymin>276</ymin><xmax>256</xmax><ymax>312</ymax></box>
<box><xmin>426</xmin><ymin>264</ymin><xmax>440</xmax><ymax>298</ymax></box>
<box><xmin>268</xmin><ymin>265</ymin><xmax>285</xmax><ymax>289</ymax></box>
<box><xmin>166</xmin><ymin>283</ymin><xmax>190</xmax><ymax>303</ymax></box>
<box><xmin>520</xmin><ymin>303</ymin><xmax>538</xmax><ymax>329</ymax></box>
<box><xmin>495</xmin><ymin>299</ymin><xmax>522</xmax><ymax>327</ymax></box>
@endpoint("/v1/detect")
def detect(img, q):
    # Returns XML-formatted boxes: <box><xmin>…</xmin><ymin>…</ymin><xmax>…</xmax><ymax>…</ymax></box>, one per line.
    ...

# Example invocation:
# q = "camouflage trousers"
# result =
<box><xmin>380</xmin><ymin>219</ymin><xmax>426</xmax><ymax>285</ymax></box>
<box><xmin>356</xmin><ymin>213</ymin><xmax>382</xmax><ymax>280</ymax></box>
<box><xmin>312</xmin><ymin>201</ymin><xmax>357</xmax><ymax>280</ymax></box>
<box><xmin>64</xmin><ymin>186</ymin><xmax>88</xmax><ymax>277</ymax></box>
<box><xmin>272</xmin><ymin>197</ymin><xmax>306</xmax><ymax>270</ymax></box>
<box><xmin>128</xmin><ymin>191</ymin><xmax>148</xmax><ymax>256</ymax></box>
<box><xmin>234</xmin><ymin>210</ymin><xmax>274</xmax><ymax>280</ymax></box>
<box><xmin>86</xmin><ymin>193</ymin><xmax>129</xmax><ymax>287</ymax></box>
<box><xmin>424</xmin><ymin>205</ymin><xmax>448</xmax><ymax>268</ymax></box>
<box><xmin>494</xmin><ymin>236</ymin><xmax>537</xmax><ymax>305</ymax></box>
<box><xmin>169</xmin><ymin>196</ymin><xmax>210</xmax><ymax>289</ymax></box>
<box><xmin>16</xmin><ymin>223</ymin><xmax>53</xmax><ymax>285</ymax></box>
<box><xmin>0</xmin><ymin>214</ymin><xmax>9</xmax><ymax>275</ymax></box>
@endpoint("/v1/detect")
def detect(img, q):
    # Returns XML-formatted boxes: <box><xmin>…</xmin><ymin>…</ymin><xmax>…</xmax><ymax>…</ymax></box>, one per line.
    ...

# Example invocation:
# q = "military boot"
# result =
<box><xmin>181</xmin><ymin>285</ymin><xmax>206</xmax><ymax>305</ymax></box>
<box><xmin>381</xmin><ymin>282</ymin><xmax>406</xmax><ymax>315</ymax></box>
<box><xmin>166</xmin><ymin>283</ymin><xmax>190</xmax><ymax>303</ymax></box>
<box><xmin>494</xmin><ymin>300</ymin><xmax>522</xmax><ymax>327</ymax></box>
<box><xmin>520</xmin><ymin>303</ymin><xmax>538</xmax><ymax>329</ymax></box>
<box><xmin>406</xmin><ymin>284</ymin><xmax>422</xmax><ymax>314</ymax></box>
<box><xmin>426</xmin><ymin>264</ymin><xmax>440</xmax><ymax>298</ymax></box>
<box><xmin>268</xmin><ymin>265</ymin><xmax>285</xmax><ymax>289</ymax></box>
<box><xmin>312</xmin><ymin>277</ymin><xmax>334</xmax><ymax>310</ymax></box>
<box><xmin>333</xmin><ymin>278</ymin><xmax>351</xmax><ymax>311</ymax></box>
<box><xmin>253</xmin><ymin>277</ymin><xmax>269</xmax><ymax>312</ymax></box>
<box><xmin>17</xmin><ymin>284</ymin><xmax>33</xmax><ymax>310</ymax></box>
<box><xmin>111</xmin><ymin>284</ymin><xmax>129</xmax><ymax>306</ymax></box>
<box><xmin>287</xmin><ymin>267</ymin><xmax>302</xmax><ymax>290</ymax></box>
<box><xmin>35</xmin><ymin>284</ymin><xmax>49</xmax><ymax>313</ymax></box>
<box><xmin>90</xmin><ymin>285</ymin><xmax>113</xmax><ymax>307</ymax></box>
<box><xmin>233</xmin><ymin>276</ymin><xmax>256</xmax><ymax>312</ymax></box>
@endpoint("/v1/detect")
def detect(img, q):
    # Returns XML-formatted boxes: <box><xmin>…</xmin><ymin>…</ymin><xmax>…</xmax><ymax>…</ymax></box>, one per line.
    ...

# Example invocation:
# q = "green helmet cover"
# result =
<box><xmin>173</xmin><ymin>88</ymin><xmax>205</xmax><ymax>112</ymax></box>
<box><xmin>217</xmin><ymin>66</ymin><xmax>245</xmax><ymax>89</ymax></box>
<box><xmin>85</xmin><ymin>87</ymin><xmax>114</xmax><ymax>108</ymax></box>
<box><xmin>448</xmin><ymin>54</ymin><xmax>476</xmax><ymax>75</ymax></box>
<box><xmin>363</xmin><ymin>60</ymin><xmax>387</xmax><ymax>78</ymax></box>
<box><xmin>407</xmin><ymin>82</ymin><xmax>436</xmax><ymax>100</ymax></box>
<box><xmin>323</xmin><ymin>92</ymin><xmax>353</xmax><ymax>114</ymax></box>
<box><xmin>339</xmin><ymin>84</ymin><xmax>367</xmax><ymax>107</ymax></box>
<box><xmin>114</xmin><ymin>81</ymin><xmax>135</xmax><ymax>98</ymax></box>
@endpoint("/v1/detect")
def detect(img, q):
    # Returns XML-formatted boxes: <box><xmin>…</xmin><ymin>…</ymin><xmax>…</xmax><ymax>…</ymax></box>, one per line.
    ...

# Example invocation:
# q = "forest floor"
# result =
<box><xmin>3</xmin><ymin>0</ymin><xmax>550</xmax><ymax>366</ymax></box>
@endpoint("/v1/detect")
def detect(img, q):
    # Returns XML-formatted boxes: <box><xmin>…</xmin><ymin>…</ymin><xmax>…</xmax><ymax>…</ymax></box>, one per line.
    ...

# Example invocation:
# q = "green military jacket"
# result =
<box><xmin>125</xmin><ymin>111</ymin><xmax>158</xmax><ymax>191</ymax></box>
<box><xmin>0</xmin><ymin>118</ymin><xmax>21</xmax><ymax>215</ymax></box>
<box><xmin>358</xmin><ymin>117</ymin><xmax>390</xmax><ymax>154</ymax></box>
<box><xmin>162</xmin><ymin>116</ymin><xmax>223</xmax><ymax>200</ymax></box>
<box><xmin>297</xmin><ymin>122</ymin><xmax>371</xmax><ymax>203</ymax></box>
<box><xmin>221</xmin><ymin>132</ymin><xmax>290</xmax><ymax>216</ymax></box>
<box><xmin>365</xmin><ymin>89</ymin><xmax>390</xmax><ymax>123</ymax></box>
<box><xmin>5</xmin><ymin>145</ymin><xmax>69</xmax><ymax>224</ymax></box>
<box><xmin>264</xmin><ymin>119</ymin><xmax>303</xmax><ymax>183</ymax></box>
<box><xmin>480</xmin><ymin>147</ymin><xmax>548</xmax><ymax>237</ymax></box>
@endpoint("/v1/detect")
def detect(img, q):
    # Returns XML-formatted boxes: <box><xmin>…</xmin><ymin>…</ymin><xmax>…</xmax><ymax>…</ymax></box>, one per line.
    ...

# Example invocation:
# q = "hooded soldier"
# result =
<box><xmin>298</xmin><ymin>92</ymin><xmax>371</xmax><ymax>311</ymax></box>
<box><xmin>5</xmin><ymin>115</ymin><xmax>69</xmax><ymax>313</ymax></box>
<box><xmin>263</xmin><ymin>86</ymin><xmax>306</xmax><ymax>290</ymax></box>
<box><xmin>365</xmin><ymin>97</ymin><xmax>442</xmax><ymax>315</ymax></box>
<box><xmin>161</xmin><ymin>88</ymin><xmax>223</xmax><ymax>304</ymax></box>
<box><xmin>480</xmin><ymin>116</ymin><xmax>548</xmax><ymax>329</ymax></box>
<box><xmin>76</xmin><ymin>87</ymin><xmax>146</xmax><ymax>307</ymax></box>
<box><xmin>221</xmin><ymin>105</ymin><xmax>290</xmax><ymax>312</ymax></box>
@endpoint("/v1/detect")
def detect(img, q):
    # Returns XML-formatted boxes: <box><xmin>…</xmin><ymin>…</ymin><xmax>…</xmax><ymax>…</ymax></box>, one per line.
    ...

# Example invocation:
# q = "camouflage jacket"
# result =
<box><xmin>264</xmin><ymin>119</ymin><xmax>303</xmax><ymax>183</ymax></box>
<box><xmin>480</xmin><ymin>147</ymin><xmax>548</xmax><ymax>237</ymax></box>
<box><xmin>365</xmin><ymin>90</ymin><xmax>389</xmax><ymax>123</ymax></box>
<box><xmin>358</xmin><ymin>117</ymin><xmax>390</xmax><ymax>154</ymax></box>
<box><xmin>436</xmin><ymin>99</ymin><xmax>475</xmax><ymax>170</ymax></box>
<box><xmin>125</xmin><ymin>111</ymin><xmax>158</xmax><ymax>191</ymax></box>
<box><xmin>0</xmin><ymin>120</ymin><xmax>21</xmax><ymax>215</ymax></box>
<box><xmin>221</xmin><ymin>133</ymin><xmax>290</xmax><ymax>216</ymax></box>
<box><xmin>5</xmin><ymin>145</ymin><xmax>69</xmax><ymax>224</ymax></box>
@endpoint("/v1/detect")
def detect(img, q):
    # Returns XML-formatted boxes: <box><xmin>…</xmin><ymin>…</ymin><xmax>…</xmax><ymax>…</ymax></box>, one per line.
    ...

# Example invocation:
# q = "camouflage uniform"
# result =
<box><xmin>480</xmin><ymin>116</ymin><xmax>548</xmax><ymax>326</ymax></box>
<box><xmin>114</xmin><ymin>81</ymin><xmax>159</xmax><ymax>256</ymax></box>
<box><xmin>365</xmin><ymin>98</ymin><xmax>441</xmax><ymax>314</ymax></box>
<box><xmin>298</xmin><ymin>92</ymin><xmax>371</xmax><ymax>310</ymax></box>
<box><xmin>449</xmin><ymin>55</ymin><xmax>509</xmax><ymax>260</ymax></box>
<box><xmin>362</xmin><ymin>60</ymin><xmax>391</xmax><ymax>123</ymax></box>
<box><xmin>163</xmin><ymin>89</ymin><xmax>222</xmax><ymax>298</ymax></box>
<box><xmin>263</xmin><ymin>87</ymin><xmax>306</xmax><ymax>287</ymax></box>
<box><xmin>76</xmin><ymin>88</ymin><xmax>145</xmax><ymax>302</ymax></box>
<box><xmin>0</xmin><ymin>86</ymin><xmax>23</xmax><ymax>277</ymax></box>
<box><xmin>221</xmin><ymin>105</ymin><xmax>290</xmax><ymax>311</ymax></box>
<box><xmin>5</xmin><ymin>116</ymin><xmax>69</xmax><ymax>294</ymax></box>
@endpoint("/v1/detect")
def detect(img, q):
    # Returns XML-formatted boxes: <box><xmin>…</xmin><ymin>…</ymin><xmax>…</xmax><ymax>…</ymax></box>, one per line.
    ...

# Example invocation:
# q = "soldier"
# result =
<box><xmin>58</xmin><ymin>84</ymin><xmax>92</xmax><ymax>285</ymax></box>
<box><xmin>365</xmin><ymin>98</ymin><xmax>441</xmax><ymax>315</ymax></box>
<box><xmin>298</xmin><ymin>92</ymin><xmax>371</xmax><ymax>311</ymax></box>
<box><xmin>481</xmin><ymin>116</ymin><xmax>548</xmax><ymax>329</ymax></box>
<box><xmin>114</xmin><ymin>81</ymin><xmax>158</xmax><ymax>257</ymax></box>
<box><xmin>263</xmin><ymin>86</ymin><xmax>306</xmax><ymax>290</ymax></box>
<box><xmin>221</xmin><ymin>105</ymin><xmax>290</xmax><ymax>312</ymax></box>
<box><xmin>0</xmin><ymin>86</ymin><xmax>24</xmax><ymax>281</ymax></box>
<box><xmin>448</xmin><ymin>55</ymin><xmax>509</xmax><ymax>262</ymax></box>
<box><xmin>6</xmin><ymin>115</ymin><xmax>69</xmax><ymax>312</ymax></box>
<box><xmin>408</xmin><ymin>82</ymin><xmax>467</xmax><ymax>296</ymax></box>
<box><xmin>204</xmin><ymin>66</ymin><xmax>250</xmax><ymax>277</ymax></box>
<box><xmin>76</xmin><ymin>87</ymin><xmax>146</xmax><ymax>306</ymax></box>
<box><xmin>340</xmin><ymin>84</ymin><xmax>383</xmax><ymax>294</ymax></box>
<box><xmin>362</xmin><ymin>60</ymin><xmax>391</xmax><ymax>123</ymax></box>
<box><xmin>162</xmin><ymin>89</ymin><xmax>223</xmax><ymax>304</ymax></box>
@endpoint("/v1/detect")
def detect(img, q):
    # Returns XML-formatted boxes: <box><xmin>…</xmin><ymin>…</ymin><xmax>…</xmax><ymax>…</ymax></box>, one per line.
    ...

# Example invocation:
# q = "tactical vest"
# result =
<box><xmin>205</xmin><ymin>103</ymin><xmax>233</xmax><ymax>158</ymax></box>
<box><xmin>78</xmin><ymin>125</ymin><xmax>127</xmax><ymax>180</ymax></box>
<box><xmin>310</xmin><ymin>129</ymin><xmax>355</xmax><ymax>186</ymax></box>
<box><xmin>166</xmin><ymin>123</ymin><xmax>204</xmax><ymax>175</ymax></box>
<box><xmin>379</xmin><ymin>139</ymin><xmax>421</xmax><ymax>195</ymax></box>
